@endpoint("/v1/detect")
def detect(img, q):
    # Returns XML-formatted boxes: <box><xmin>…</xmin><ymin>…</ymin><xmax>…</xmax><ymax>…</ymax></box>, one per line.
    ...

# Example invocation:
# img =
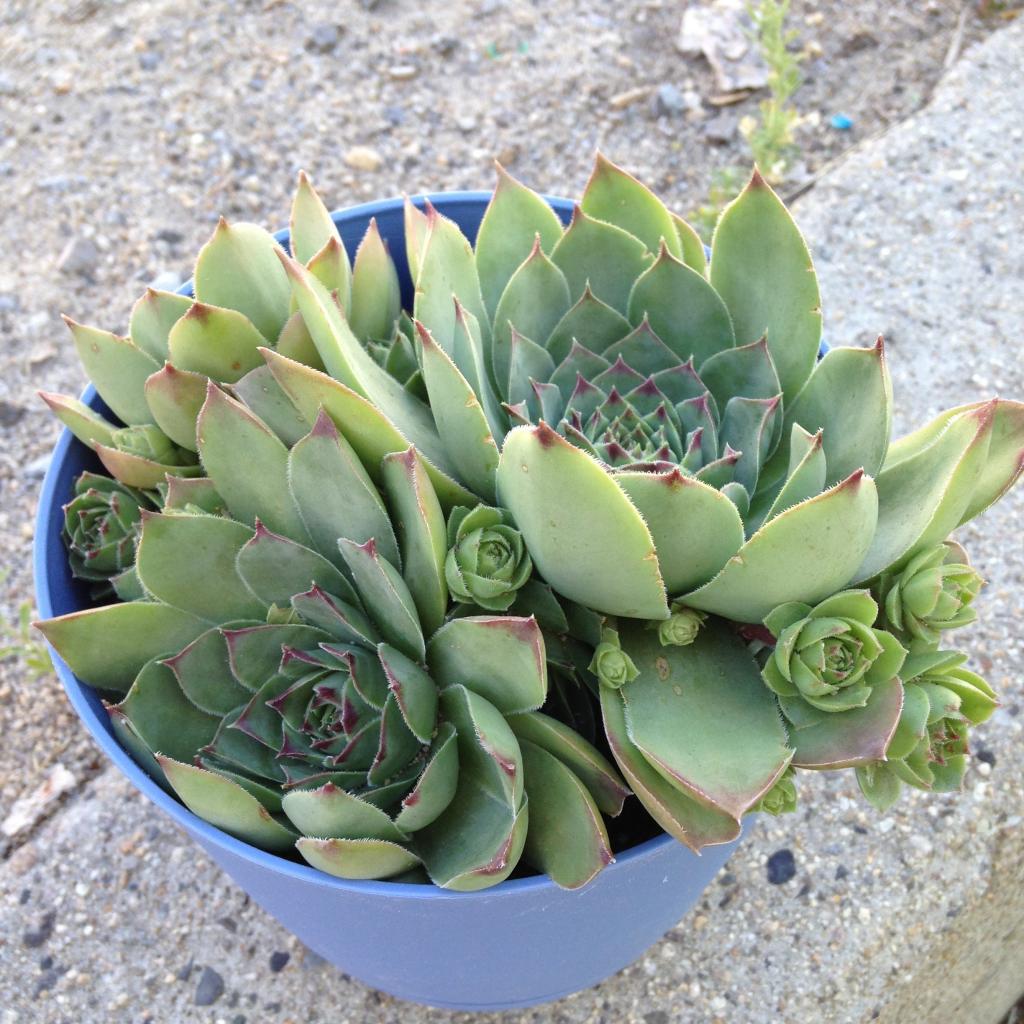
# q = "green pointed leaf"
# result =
<box><xmin>136</xmin><ymin>512</ymin><xmax>266</xmax><ymax>622</ymax></box>
<box><xmin>672</xmin><ymin>212</ymin><xmax>708</xmax><ymax>275</ymax></box>
<box><xmin>159</xmin><ymin>757</ymin><xmax>295</xmax><ymax>851</ymax></box>
<box><xmin>36</xmin><ymin>602</ymin><xmax>207</xmax><ymax>693</ymax></box>
<box><xmin>278</xmin><ymin>250</ymin><xmax>454</xmax><ymax>474</ymax></box>
<box><xmin>698</xmin><ymin>335</ymin><xmax>780</xmax><ymax>409</ymax></box>
<box><xmin>39</xmin><ymin>392</ymin><xmax>117</xmax><ymax>449</ymax></box>
<box><xmin>884</xmin><ymin>398</ymin><xmax>1024</xmax><ymax>525</ymax></box>
<box><xmin>413</xmin><ymin>203</ymin><xmax>489</xmax><ymax>355</ymax></box>
<box><xmin>619</xmin><ymin>619</ymin><xmax>791</xmax><ymax>818</ymax></box>
<box><xmin>581</xmin><ymin>154</ymin><xmax>681</xmax><ymax>258</ymax></box>
<box><xmin>417</xmin><ymin>323</ymin><xmax>499</xmax><ymax>502</ymax></box>
<box><xmin>393</xmin><ymin>721</ymin><xmax>459</xmax><ymax>832</ymax></box>
<box><xmin>380</xmin><ymin>447</ymin><xmax>448</xmax><ymax>637</ymax></box>
<box><xmin>297</xmin><ymin>836</ymin><xmax>420</xmax><ymax>879</ymax></box>
<box><xmin>232</xmin><ymin>365</ymin><xmax>312</xmax><ymax>446</ymax></box>
<box><xmin>237</xmin><ymin>522</ymin><xmax>357</xmax><ymax>606</ymax></box>
<box><xmin>496</xmin><ymin>424</ymin><xmax>668</xmax><ymax>619</ymax></box>
<box><xmin>508</xmin><ymin>711</ymin><xmax>629</xmax><ymax>816</ymax></box>
<box><xmin>507</xmin><ymin>328</ymin><xmax>556</xmax><ymax>409</ymax></box>
<box><xmin>163</xmin><ymin>476</ymin><xmax>225</xmax><ymax>515</ymax></box>
<box><xmin>710</xmin><ymin>170</ymin><xmax>821</xmax><ymax>402</ymax></box>
<box><xmin>427</xmin><ymin>616</ymin><xmax>546</xmax><ymax>714</ymax></box>
<box><xmin>616</xmin><ymin>468</ymin><xmax>745</xmax><ymax>594</ymax></box>
<box><xmin>545</xmin><ymin>285</ymin><xmax>632</xmax><ymax>365</ymax></box>
<box><xmin>194</xmin><ymin>218</ymin><xmax>291</xmax><ymax>341</ymax></box>
<box><xmin>450</xmin><ymin>300</ymin><xmax>508</xmax><ymax>443</ymax></box>
<box><xmin>378</xmin><ymin>643</ymin><xmax>438</xmax><ymax>744</ymax></box>
<box><xmin>476</xmin><ymin>163</ymin><xmax>566</xmax><ymax>319</ymax></box>
<box><xmin>161</xmin><ymin>627</ymin><xmax>254</xmax><ymax>716</ymax></box>
<box><xmin>787</xmin><ymin>676</ymin><xmax>904</xmax><ymax>769</ymax></box>
<box><xmin>94</xmin><ymin>443</ymin><xmax>201</xmax><ymax>490</ymax></box>
<box><xmin>262</xmin><ymin>350</ymin><xmax>476</xmax><ymax>509</ymax></box>
<box><xmin>491</xmin><ymin>238</ymin><xmax>571</xmax><ymax>396</ymax></box>
<box><xmin>339</xmin><ymin>538</ymin><xmax>425</xmax><ymax>661</ymax></box>
<box><xmin>415</xmin><ymin>686</ymin><xmax>528</xmax><ymax>890</ymax></box>
<box><xmin>551</xmin><ymin>206</ymin><xmax>652</xmax><ymax>312</ymax></box>
<box><xmin>288</xmin><ymin>409</ymin><xmax>399</xmax><ymax>569</ymax></box>
<box><xmin>349</xmin><ymin>217</ymin><xmax>401</xmax><ymax>341</ymax></box>
<box><xmin>144</xmin><ymin>364</ymin><xmax>208</xmax><ymax>451</ymax></box>
<box><xmin>600</xmin><ymin>684</ymin><xmax>742</xmax><ymax>852</ymax></box>
<box><xmin>282</xmin><ymin>783</ymin><xmax>406</xmax><ymax>841</ymax></box>
<box><xmin>684</xmin><ymin>470</ymin><xmax>879</xmax><ymax>621</ymax></box>
<box><xmin>767</xmin><ymin>338</ymin><xmax>892</xmax><ymax>490</ymax></box>
<box><xmin>114</xmin><ymin>659</ymin><xmax>219</xmax><ymax>762</ymax></box>
<box><xmin>404</xmin><ymin>197</ymin><xmax>430</xmax><ymax>284</ymax></box>
<box><xmin>306</xmin><ymin>237</ymin><xmax>352</xmax><ymax>301</ymax></box>
<box><xmin>166</xmin><ymin>302</ymin><xmax>269</xmax><ymax>384</ymax></box>
<box><xmin>223</xmin><ymin>623</ymin><xmax>325</xmax><ymax>690</ymax></box>
<box><xmin>275</xmin><ymin>311</ymin><xmax>325</xmax><ymax>370</ymax></box>
<box><xmin>626</xmin><ymin>245</ymin><xmax>735</xmax><ymax>365</ymax></box>
<box><xmin>748</xmin><ymin>426</ymin><xmax>826</xmax><ymax>534</ymax></box>
<box><xmin>853</xmin><ymin>405</ymin><xmax>993</xmax><ymax>582</ymax></box>
<box><xmin>196</xmin><ymin>384</ymin><xmax>310</xmax><ymax>542</ymax></box>
<box><xmin>289</xmin><ymin>171</ymin><xmax>343</xmax><ymax>265</ymax></box>
<box><xmin>64</xmin><ymin>317</ymin><xmax>159</xmax><ymax>425</ymax></box>
<box><xmin>129</xmin><ymin>288</ymin><xmax>192</xmax><ymax>361</ymax></box>
<box><xmin>519</xmin><ymin>739</ymin><xmax>612</xmax><ymax>889</ymax></box>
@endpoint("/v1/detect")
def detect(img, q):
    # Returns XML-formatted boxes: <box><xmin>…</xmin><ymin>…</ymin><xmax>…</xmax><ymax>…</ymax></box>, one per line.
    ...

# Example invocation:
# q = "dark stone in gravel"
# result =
<box><xmin>384</xmin><ymin>105</ymin><xmax>406</xmax><ymax>126</ymax></box>
<box><xmin>718</xmin><ymin>871</ymin><xmax>737</xmax><ymax>886</ymax></box>
<box><xmin>194</xmin><ymin>966</ymin><xmax>225</xmax><ymax>1006</ymax></box>
<box><xmin>766</xmin><ymin>849</ymin><xmax>797</xmax><ymax>885</ymax></box>
<box><xmin>704</xmin><ymin>113</ymin><xmax>738</xmax><ymax>144</ymax></box>
<box><xmin>0</xmin><ymin>400</ymin><xmax>26</xmax><ymax>427</ymax></box>
<box><xmin>154</xmin><ymin>228</ymin><xmax>184</xmax><ymax>245</ymax></box>
<box><xmin>269</xmin><ymin>950</ymin><xmax>290</xmax><ymax>973</ymax></box>
<box><xmin>976</xmin><ymin>748</ymin><xmax>996</xmax><ymax>767</ymax></box>
<box><xmin>306</xmin><ymin>23</ymin><xmax>340</xmax><ymax>53</ymax></box>
<box><xmin>217</xmin><ymin>916</ymin><xmax>238</xmax><ymax>933</ymax></box>
<box><xmin>40</xmin><ymin>955</ymin><xmax>53</xmax><ymax>970</ymax></box>
<box><xmin>23</xmin><ymin>909</ymin><xmax>56</xmax><ymax>948</ymax></box>
<box><xmin>835</xmin><ymin>864</ymin><xmax>850</xmax><ymax>881</ymax></box>
<box><xmin>19</xmin><ymin>888</ymin><xmax>30</xmax><ymax>905</ymax></box>
<box><xmin>138</xmin><ymin>50</ymin><xmax>161</xmax><ymax>71</ymax></box>
<box><xmin>33</xmin><ymin>967</ymin><xmax>61</xmax><ymax>997</ymax></box>
<box><xmin>232</xmin><ymin>1016</ymin><xmax>247</xmax><ymax>1024</ymax></box>
<box><xmin>433</xmin><ymin>35</ymin><xmax>460</xmax><ymax>57</ymax></box>
<box><xmin>175</xmin><ymin>957</ymin><xmax>194</xmax><ymax>981</ymax></box>
<box><xmin>644</xmin><ymin>1012</ymin><xmax>670</xmax><ymax>1024</ymax></box>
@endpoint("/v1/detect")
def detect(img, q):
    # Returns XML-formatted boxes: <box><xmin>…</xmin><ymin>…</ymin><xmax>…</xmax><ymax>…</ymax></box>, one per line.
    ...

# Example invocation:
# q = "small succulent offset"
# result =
<box><xmin>36</xmin><ymin>157</ymin><xmax>1024</xmax><ymax>890</ymax></box>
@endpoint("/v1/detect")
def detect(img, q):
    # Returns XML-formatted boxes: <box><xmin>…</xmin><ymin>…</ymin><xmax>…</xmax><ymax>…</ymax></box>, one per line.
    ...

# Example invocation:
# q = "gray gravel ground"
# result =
<box><xmin>1</xmin><ymin>2</ymin><xmax>1023</xmax><ymax>1022</ymax></box>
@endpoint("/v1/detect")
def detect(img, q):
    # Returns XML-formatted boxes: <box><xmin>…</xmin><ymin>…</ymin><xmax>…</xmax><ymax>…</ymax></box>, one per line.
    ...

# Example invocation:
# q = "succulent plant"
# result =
<box><xmin>856</xmin><ymin>650</ymin><xmax>997</xmax><ymax>811</ymax></box>
<box><xmin>444</xmin><ymin>504</ymin><xmax>532</xmax><ymax>611</ymax></box>
<box><xmin>876</xmin><ymin>542</ymin><xmax>982</xmax><ymax>653</ymax></box>
<box><xmin>38</xmin><ymin>393</ymin><xmax>627</xmax><ymax>890</ymax></box>
<box><xmin>62</xmin><ymin>471</ymin><xmax>153</xmax><ymax>598</ymax></box>
<box><xmin>35</xmin><ymin>157</ymin><xmax>1024</xmax><ymax>887</ymax></box>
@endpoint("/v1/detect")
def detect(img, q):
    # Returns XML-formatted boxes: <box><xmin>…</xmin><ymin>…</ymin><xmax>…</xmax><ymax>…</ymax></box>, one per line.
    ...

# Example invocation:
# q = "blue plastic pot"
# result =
<box><xmin>34</xmin><ymin>192</ymin><xmax>746</xmax><ymax>1011</ymax></box>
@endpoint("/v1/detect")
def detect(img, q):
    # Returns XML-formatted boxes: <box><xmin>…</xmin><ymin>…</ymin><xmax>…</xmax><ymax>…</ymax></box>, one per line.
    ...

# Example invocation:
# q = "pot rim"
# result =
<box><xmin>34</xmin><ymin>188</ymin><xmax>682</xmax><ymax>903</ymax></box>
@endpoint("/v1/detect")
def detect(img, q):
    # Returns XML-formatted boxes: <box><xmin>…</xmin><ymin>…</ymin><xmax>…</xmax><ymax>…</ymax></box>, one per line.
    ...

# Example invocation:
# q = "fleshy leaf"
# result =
<box><xmin>197</xmin><ymin>384</ymin><xmax>310</xmax><ymax>544</ymax></box>
<box><xmin>193</xmin><ymin>218</ymin><xmax>291</xmax><ymax>341</ymax></box>
<box><xmin>64</xmin><ymin>317</ymin><xmax>159</xmax><ymax>426</ymax></box>
<box><xmin>36</xmin><ymin>603</ymin><xmax>208</xmax><ymax>693</ymax></box>
<box><xmin>129</xmin><ymin>288</ymin><xmax>192</xmax><ymax>361</ymax></box>
<box><xmin>619</xmin><ymin>619</ymin><xmax>792</xmax><ymax>819</ymax></box>
<box><xmin>519</xmin><ymin>739</ymin><xmax>612</xmax><ymax>889</ymax></box>
<box><xmin>497</xmin><ymin>424</ymin><xmax>668</xmax><ymax>619</ymax></box>
<box><xmin>710</xmin><ymin>170</ymin><xmax>821</xmax><ymax>402</ymax></box>
<box><xmin>144</xmin><ymin>364</ymin><xmax>208</xmax><ymax>451</ymax></box>
<box><xmin>601</xmin><ymin>684</ymin><xmax>742</xmax><ymax>852</ymax></box>
<box><xmin>684</xmin><ymin>470</ymin><xmax>879</xmax><ymax>621</ymax></box>
<box><xmin>349</xmin><ymin>217</ymin><xmax>401</xmax><ymax>341</ymax></box>
<box><xmin>475</xmin><ymin>163</ymin><xmax>565</xmax><ymax>319</ymax></box>
<box><xmin>288</xmin><ymin>409</ymin><xmax>399</xmax><ymax>569</ymax></box>
<box><xmin>159</xmin><ymin>757</ymin><xmax>295</xmax><ymax>851</ymax></box>
<box><xmin>626</xmin><ymin>245</ymin><xmax>735</xmax><ymax>364</ymax></box>
<box><xmin>282</xmin><ymin>783</ymin><xmax>406</xmax><ymax>842</ymax></box>
<box><xmin>289</xmin><ymin>172</ymin><xmax>344</xmax><ymax>266</ymax></box>
<box><xmin>427</xmin><ymin>616</ymin><xmax>546</xmax><ymax>714</ymax></box>
<box><xmin>166</xmin><ymin>302</ymin><xmax>269</xmax><ymax>384</ymax></box>
<box><xmin>616</xmin><ymin>468</ymin><xmax>745</xmax><ymax>594</ymax></box>
<box><xmin>136</xmin><ymin>512</ymin><xmax>265</xmax><ymax>622</ymax></box>
<box><xmin>297</xmin><ymin>837</ymin><xmax>420</xmax><ymax>879</ymax></box>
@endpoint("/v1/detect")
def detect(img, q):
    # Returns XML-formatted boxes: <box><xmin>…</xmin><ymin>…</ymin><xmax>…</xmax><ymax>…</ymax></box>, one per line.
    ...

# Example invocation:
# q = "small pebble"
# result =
<box><xmin>0</xmin><ymin>400</ymin><xmax>25</xmax><ymax>428</ymax></box>
<box><xmin>653</xmin><ymin>83</ymin><xmax>687</xmax><ymax>117</ymax></box>
<box><xmin>269</xmin><ymin>950</ymin><xmax>290</xmax><ymax>973</ymax></box>
<box><xmin>766</xmin><ymin>849</ymin><xmax>797</xmax><ymax>885</ymax></box>
<box><xmin>194</xmin><ymin>966</ymin><xmax>225</xmax><ymax>1006</ymax></box>
<box><xmin>138</xmin><ymin>50</ymin><xmax>161</xmax><ymax>71</ymax></box>
<box><xmin>830</xmin><ymin>113</ymin><xmax>854</xmax><ymax>131</ymax></box>
<box><xmin>22</xmin><ymin>910</ymin><xmax>57</xmax><ymax>948</ymax></box>
<box><xmin>306</xmin><ymin>23</ymin><xmax>340</xmax><ymax>53</ymax></box>
<box><xmin>0</xmin><ymin>293</ymin><xmax>20</xmax><ymax>312</ymax></box>
<box><xmin>56</xmin><ymin>237</ymin><xmax>100</xmax><ymax>277</ymax></box>
<box><xmin>344</xmin><ymin>146</ymin><xmax>383</xmax><ymax>172</ymax></box>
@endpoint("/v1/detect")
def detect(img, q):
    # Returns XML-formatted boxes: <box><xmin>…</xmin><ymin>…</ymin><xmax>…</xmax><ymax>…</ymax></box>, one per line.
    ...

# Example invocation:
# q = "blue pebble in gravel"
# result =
<box><xmin>830</xmin><ymin>113</ymin><xmax>854</xmax><ymax>131</ymax></box>
<box><xmin>766</xmin><ymin>848</ymin><xmax>797</xmax><ymax>884</ymax></box>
